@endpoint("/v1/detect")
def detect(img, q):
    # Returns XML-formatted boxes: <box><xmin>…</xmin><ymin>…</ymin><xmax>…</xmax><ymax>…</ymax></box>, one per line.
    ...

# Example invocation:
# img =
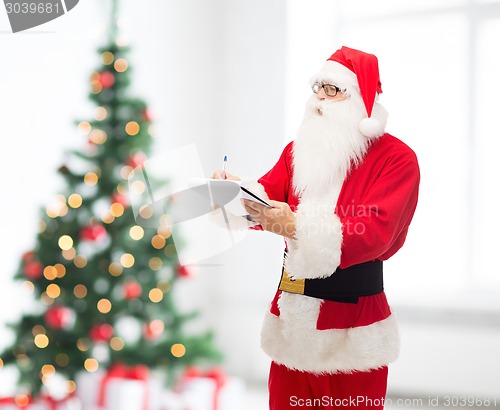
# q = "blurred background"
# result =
<box><xmin>1</xmin><ymin>0</ymin><xmax>499</xmax><ymax>407</ymax></box>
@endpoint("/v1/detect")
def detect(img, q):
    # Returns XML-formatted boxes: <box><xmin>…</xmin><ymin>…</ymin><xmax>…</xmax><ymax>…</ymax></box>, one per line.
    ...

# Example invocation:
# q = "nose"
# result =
<box><xmin>316</xmin><ymin>87</ymin><xmax>327</xmax><ymax>100</ymax></box>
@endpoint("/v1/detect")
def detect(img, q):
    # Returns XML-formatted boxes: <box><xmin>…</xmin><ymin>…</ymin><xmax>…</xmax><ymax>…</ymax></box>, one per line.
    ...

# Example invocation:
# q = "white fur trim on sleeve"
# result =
<box><xmin>285</xmin><ymin>199</ymin><xmax>343</xmax><ymax>280</ymax></box>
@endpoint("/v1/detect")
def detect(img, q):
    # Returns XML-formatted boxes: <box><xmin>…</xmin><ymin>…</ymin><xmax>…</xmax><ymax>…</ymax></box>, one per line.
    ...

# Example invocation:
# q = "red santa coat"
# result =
<box><xmin>255</xmin><ymin>133</ymin><xmax>420</xmax><ymax>373</ymax></box>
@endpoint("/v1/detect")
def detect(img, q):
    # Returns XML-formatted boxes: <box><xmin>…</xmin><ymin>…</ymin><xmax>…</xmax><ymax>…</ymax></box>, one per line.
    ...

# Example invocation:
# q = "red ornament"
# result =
<box><xmin>123</xmin><ymin>282</ymin><xmax>142</xmax><ymax>300</ymax></box>
<box><xmin>126</xmin><ymin>152</ymin><xmax>147</xmax><ymax>169</ymax></box>
<box><xmin>81</xmin><ymin>224</ymin><xmax>107</xmax><ymax>241</ymax></box>
<box><xmin>141</xmin><ymin>108</ymin><xmax>152</xmax><ymax>122</ymax></box>
<box><xmin>176</xmin><ymin>264</ymin><xmax>195</xmax><ymax>278</ymax></box>
<box><xmin>23</xmin><ymin>260</ymin><xmax>43</xmax><ymax>280</ymax></box>
<box><xmin>99</xmin><ymin>71</ymin><xmax>115</xmax><ymax>88</ymax></box>
<box><xmin>144</xmin><ymin>320</ymin><xmax>164</xmax><ymax>340</ymax></box>
<box><xmin>90</xmin><ymin>323</ymin><xmax>114</xmax><ymax>342</ymax></box>
<box><xmin>111</xmin><ymin>193</ymin><xmax>129</xmax><ymax>208</ymax></box>
<box><xmin>44</xmin><ymin>306</ymin><xmax>74</xmax><ymax>330</ymax></box>
<box><xmin>22</xmin><ymin>251</ymin><xmax>35</xmax><ymax>262</ymax></box>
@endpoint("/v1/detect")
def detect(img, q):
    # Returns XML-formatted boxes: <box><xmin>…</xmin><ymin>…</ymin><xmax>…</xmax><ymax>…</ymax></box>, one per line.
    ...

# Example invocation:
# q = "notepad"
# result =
<box><xmin>187</xmin><ymin>178</ymin><xmax>272</xmax><ymax>216</ymax></box>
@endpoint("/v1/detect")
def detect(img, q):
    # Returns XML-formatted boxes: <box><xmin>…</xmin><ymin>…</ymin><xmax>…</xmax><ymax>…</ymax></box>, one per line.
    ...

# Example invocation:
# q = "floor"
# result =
<box><xmin>244</xmin><ymin>386</ymin><xmax>469</xmax><ymax>409</ymax></box>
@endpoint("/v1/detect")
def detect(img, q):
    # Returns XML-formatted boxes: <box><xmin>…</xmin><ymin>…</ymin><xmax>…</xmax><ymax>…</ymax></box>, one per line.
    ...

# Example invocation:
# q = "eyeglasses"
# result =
<box><xmin>311</xmin><ymin>83</ymin><xmax>343</xmax><ymax>97</ymax></box>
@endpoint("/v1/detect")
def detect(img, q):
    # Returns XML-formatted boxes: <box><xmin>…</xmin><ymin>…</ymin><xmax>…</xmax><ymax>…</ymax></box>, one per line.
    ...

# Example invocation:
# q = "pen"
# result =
<box><xmin>222</xmin><ymin>155</ymin><xmax>227</xmax><ymax>179</ymax></box>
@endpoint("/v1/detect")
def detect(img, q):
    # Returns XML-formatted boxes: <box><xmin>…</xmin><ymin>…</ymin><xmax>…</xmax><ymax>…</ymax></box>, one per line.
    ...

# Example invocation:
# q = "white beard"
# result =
<box><xmin>292</xmin><ymin>94</ymin><xmax>370</xmax><ymax>197</ymax></box>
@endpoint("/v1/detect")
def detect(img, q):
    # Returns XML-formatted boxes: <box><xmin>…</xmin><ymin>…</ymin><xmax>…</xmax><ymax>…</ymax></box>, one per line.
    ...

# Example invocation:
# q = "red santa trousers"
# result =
<box><xmin>269</xmin><ymin>361</ymin><xmax>388</xmax><ymax>410</ymax></box>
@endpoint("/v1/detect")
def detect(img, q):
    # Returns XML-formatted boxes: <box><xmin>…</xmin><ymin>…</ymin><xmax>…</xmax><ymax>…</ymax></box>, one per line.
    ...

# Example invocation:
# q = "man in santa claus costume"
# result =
<box><xmin>214</xmin><ymin>46</ymin><xmax>419</xmax><ymax>409</ymax></box>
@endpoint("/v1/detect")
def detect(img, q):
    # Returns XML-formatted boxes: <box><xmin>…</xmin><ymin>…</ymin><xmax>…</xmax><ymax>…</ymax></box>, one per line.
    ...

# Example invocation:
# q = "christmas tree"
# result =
<box><xmin>0</xmin><ymin>0</ymin><xmax>220</xmax><ymax>396</ymax></box>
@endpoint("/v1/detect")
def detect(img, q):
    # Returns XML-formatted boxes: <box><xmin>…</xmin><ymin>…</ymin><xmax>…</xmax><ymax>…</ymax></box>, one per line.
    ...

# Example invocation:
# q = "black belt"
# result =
<box><xmin>278</xmin><ymin>258</ymin><xmax>384</xmax><ymax>304</ymax></box>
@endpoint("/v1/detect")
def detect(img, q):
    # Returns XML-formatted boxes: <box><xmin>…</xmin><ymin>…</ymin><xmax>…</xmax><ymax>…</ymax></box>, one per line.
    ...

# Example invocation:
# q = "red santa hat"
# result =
<box><xmin>312</xmin><ymin>46</ymin><xmax>386</xmax><ymax>138</ymax></box>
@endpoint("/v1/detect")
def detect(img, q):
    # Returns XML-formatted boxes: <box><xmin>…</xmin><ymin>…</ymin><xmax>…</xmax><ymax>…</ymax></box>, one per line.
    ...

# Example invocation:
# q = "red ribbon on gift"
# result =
<box><xmin>40</xmin><ymin>392</ymin><xmax>77</xmax><ymax>410</ymax></box>
<box><xmin>181</xmin><ymin>366</ymin><xmax>227</xmax><ymax>410</ymax></box>
<box><xmin>97</xmin><ymin>363</ymin><xmax>150</xmax><ymax>410</ymax></box>
<box><xmin>0</xmin><ymin>394</ymin><xmax>34</xmax><ymax>407</ymax></box>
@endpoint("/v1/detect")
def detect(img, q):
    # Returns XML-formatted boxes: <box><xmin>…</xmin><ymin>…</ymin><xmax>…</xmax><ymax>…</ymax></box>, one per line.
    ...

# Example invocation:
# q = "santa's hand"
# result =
<box><xmin>242</xmin><ymin>199</ymin><xmax>296</xmax><ymax>239</ymax></box>
<box><xmin>211</xmin><ymin>170</ymin><xmax>241</xmax><ymax>181</ymax></box>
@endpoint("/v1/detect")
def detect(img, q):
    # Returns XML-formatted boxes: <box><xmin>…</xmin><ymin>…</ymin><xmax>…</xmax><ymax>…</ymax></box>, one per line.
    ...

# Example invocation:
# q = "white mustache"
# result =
<box><xmin>307</xmin><ymin>97</ymin><xmax>349</xmax><ymax>117</ymax></box>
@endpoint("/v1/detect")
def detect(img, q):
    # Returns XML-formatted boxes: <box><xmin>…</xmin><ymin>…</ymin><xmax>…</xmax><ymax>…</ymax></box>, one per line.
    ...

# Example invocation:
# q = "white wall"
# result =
<box><xmin>389</xmin><ymin>308</ymin><xmax>500</xmax><ymax>399</ymax></box>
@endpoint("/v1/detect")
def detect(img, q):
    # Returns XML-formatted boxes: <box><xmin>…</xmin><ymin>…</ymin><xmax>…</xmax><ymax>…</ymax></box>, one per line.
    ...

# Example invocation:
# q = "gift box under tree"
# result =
<box><xmin>168</xmin><ymin>367</ymin><xmax>245</xmax><ymax>410</ymax></box>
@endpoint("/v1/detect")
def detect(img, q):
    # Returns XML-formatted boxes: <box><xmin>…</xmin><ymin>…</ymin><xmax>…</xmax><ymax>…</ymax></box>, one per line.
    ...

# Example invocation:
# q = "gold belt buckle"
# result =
<box><xmin>278</xmin><ymin>268</ymin><xmax>305</xmax><ymax>295</ymax></box>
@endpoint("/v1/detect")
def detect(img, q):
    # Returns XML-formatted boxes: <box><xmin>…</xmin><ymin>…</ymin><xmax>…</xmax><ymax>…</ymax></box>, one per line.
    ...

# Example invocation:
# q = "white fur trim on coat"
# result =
<box><xmin>285</xmin><ymin>194</ymin><xmax>343</xmax><ymax>280</ymax></box>
<box><xmin>260</xmin><ymin>292</ymin><xmax>400</xmax><ymax>374</ymax></box>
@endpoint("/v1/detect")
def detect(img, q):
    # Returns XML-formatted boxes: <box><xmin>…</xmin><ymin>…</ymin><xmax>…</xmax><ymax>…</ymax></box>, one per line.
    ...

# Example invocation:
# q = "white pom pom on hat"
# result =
<box><xmin>316</xmin><ymin>46</ymin><xmax>386</xmax><ymax>139</ymax></box>
<box><xmin>359</xmin><ymin>116</ymin><xmax>385</xmax><ymax>138</ymax></box>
